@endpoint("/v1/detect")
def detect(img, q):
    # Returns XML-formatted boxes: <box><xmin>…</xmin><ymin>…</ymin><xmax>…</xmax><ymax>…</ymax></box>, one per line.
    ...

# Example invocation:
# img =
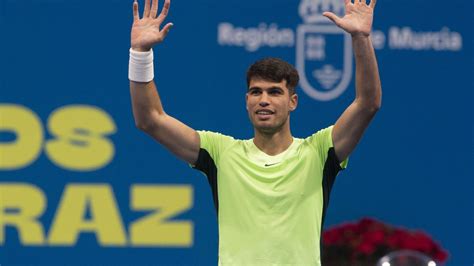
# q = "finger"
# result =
<box><xmin>133</xmin><ymin>0</ymin><xmax>139</xmax><ymax>21</ymax></box>
<box><xmin>369</xmin><ymin>0</ymin><xmax>377</xmax><ymax>8</ymax></box>
<box><xmin>323</xmin><ymin>12</ymin><xmax>341</xmax><ymax>26</ymax></box>
<box><xmin>161</xmin><ymin>22</ymin><xmax>174</xmax><ymax>38</ymax></box>
<box><xmin>344</xmin><ymin>0</ymin><xmax>350</xmax><ymax>5</ymax></box>
<box><xmin>150</xmin><ymin>0</ymin><xmax>158</xmax><ymax>18</ymax></box>
<box><xmin>143</xmin><ymin>0</ymin><xmax>151</xmax><ymax>17</ymax></box>
<box><xmin>157</xmin><ymin>0</ymin><xmax>170</xmax><ymax>22</ymax></box>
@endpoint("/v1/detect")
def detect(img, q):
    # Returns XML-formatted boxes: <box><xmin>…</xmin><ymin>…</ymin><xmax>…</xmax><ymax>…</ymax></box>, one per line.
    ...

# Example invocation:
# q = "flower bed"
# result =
<box><xmin>321</xmin><ymin>218</ymin><xmax>449</xmax><ymax>266</ymax></box>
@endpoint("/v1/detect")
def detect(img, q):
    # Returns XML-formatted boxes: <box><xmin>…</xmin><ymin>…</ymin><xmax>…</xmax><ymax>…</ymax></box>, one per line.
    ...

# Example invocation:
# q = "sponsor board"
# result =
<box><xmin>217</xmin><ymin>0</ymin><xmax>464</xmax><ymax>101</ymax></box>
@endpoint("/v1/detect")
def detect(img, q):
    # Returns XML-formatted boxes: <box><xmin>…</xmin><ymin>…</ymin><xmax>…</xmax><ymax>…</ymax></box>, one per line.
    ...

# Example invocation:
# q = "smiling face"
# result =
<box><xmin>246</xmin><ymin>78</ymin><xmax>298</xmax><ymax>135</ymax></box>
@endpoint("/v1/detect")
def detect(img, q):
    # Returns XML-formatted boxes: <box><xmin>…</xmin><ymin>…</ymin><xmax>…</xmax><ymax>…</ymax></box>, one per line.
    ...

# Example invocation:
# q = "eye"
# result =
<box><xmin>249</xmin><ymin>89</ymin><xmax>261</xmax><ymax>95</ymax></box>
<box><xmin>269</xmin><ymin>89</ymin><xmax>283</xmax><ymax>95</ymax></box>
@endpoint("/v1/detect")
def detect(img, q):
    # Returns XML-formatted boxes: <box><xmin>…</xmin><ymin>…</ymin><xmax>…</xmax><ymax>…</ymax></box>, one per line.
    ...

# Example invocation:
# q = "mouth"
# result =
<box><xmin>255</xmin><ymin>109</ymin><xmax>274</xmax><ymax>120</ymax></box>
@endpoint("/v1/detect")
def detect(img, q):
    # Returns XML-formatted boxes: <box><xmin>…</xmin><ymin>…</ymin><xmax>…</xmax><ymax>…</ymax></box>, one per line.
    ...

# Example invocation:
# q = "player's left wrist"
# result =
<box><xmin>351</xmin><ymin>31</ymin><xmax>371</xmax><ymax>39</ymax></box>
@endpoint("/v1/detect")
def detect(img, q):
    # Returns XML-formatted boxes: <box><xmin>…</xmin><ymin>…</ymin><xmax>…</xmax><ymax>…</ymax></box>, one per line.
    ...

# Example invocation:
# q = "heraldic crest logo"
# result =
<box><xmin>297</xmin><ymin>0</ymin><xmax>353</xmax><ymax>101</ymax></box>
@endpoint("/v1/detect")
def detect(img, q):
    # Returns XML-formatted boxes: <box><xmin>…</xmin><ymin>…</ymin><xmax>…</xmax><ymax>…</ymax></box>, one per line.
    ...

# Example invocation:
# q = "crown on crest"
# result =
<box><xmin>299</xmin><ymin>0</ymin><xmax>345</xmax><ymax>24</ymax></box>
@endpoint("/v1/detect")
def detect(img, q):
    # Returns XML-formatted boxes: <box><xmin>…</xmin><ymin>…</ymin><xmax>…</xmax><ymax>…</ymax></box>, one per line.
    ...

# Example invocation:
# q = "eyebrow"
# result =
<box><xmin>248</xmin><ymin>86</ymin><xmax>284</xmax><ymax>92</ymax></box>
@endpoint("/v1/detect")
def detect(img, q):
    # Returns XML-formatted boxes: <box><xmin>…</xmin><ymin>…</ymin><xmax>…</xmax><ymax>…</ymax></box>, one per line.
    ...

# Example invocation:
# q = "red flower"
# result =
<box><xmin>323</xmin><ymin>228</ymin><xmax>343</xmax><ymax>245</ymax></box>
<box><xmin>357</xmin><ymin>217</ymin><xmax>387</xmax><ymax>233</ymax></box>
<box><xmin>356</xmin><ymin>241</ymin><xmax>376</xmax><ymax>255</ymax></box>
<box><xmin>386</xmin><ymin>228</ymin><xmax>409</xmax><ymax>249</ymax></box>
<box><xmin>411</xmin><ymin>231</ymin><xmax>435</xmax><ymax>253</ymax></box>
<box><xmin>357</xmin><ymin>217</ymin><xmax>378</xmax><ymax>231</ymax></box>
<box><xmin>363</xmin><ymin>230</ymin><xmax>385</xmax><ymax>245</ymax></box>
<box><xmin>433</xmin><ymin>248</ymin><xmax>449</xmax><ymax>262</ymax></box>
<box><xmin>322</xmin><ymin>217</ymin><xmax>449</xmax><ymax>265</ymax></box>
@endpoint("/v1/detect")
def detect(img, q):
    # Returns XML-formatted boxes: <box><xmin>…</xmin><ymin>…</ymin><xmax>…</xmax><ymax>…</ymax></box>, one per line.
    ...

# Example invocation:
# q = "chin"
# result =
<box><xmin>250</xmin><ymin>117</ymin><xmax>287</xmax><ymax>134</ymax></box>
<box><xmin>254</xmin><ymin>123</ymin><xmax>282</xmax><ymax>135</ymax></box>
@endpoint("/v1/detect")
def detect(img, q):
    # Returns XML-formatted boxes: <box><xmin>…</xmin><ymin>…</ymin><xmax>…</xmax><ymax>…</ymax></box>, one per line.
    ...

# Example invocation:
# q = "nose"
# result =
<box><xmin>259</xmin><ymin>93</ymin><xmax>270</xmax><ymax>107</ymax></box>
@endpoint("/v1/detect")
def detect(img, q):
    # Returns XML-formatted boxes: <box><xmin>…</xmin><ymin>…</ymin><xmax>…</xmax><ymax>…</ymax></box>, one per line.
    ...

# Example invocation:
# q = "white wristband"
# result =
<box><xmin>129</xmin><ymin>48</ymin><xmax>154</xmax><ymax>82</ymax></box>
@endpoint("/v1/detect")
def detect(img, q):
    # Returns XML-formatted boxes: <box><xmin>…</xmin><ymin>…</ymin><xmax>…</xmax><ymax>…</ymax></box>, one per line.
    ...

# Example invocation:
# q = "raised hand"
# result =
<box><xmin>323</xmin><ymin>0</ymin><xmax>376</xmax><ymax>37</ymax></box>
<box><xmin>131</xmin><ymin>0</ymin><xmax>173</xmax><ymax>51</ymax></box>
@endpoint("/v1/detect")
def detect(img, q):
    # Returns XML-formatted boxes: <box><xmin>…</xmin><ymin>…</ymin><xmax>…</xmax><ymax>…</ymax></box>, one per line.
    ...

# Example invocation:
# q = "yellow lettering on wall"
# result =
<box><xmin>45</xmin><ymin>105</ymin><xmax>116</xmax><ymax>171</ymax></box>
<box><xmin>48</xmin><ymin>184</ymin><xmax>126</xmax><ymax>246</ymax></box>
<box><xmin>0</xmin><ymin>183</ymin><xmax>45</xmax><ymax>245</ymax></box>
<box><xmin>130</xmin><ymin>185</ymin><xmax>193</xmax><ymax>246</ymax></box>
<box><xmin>0</xmin><ymin>104</ymin><xmax>43</xmax><ymax>170</ymax></box>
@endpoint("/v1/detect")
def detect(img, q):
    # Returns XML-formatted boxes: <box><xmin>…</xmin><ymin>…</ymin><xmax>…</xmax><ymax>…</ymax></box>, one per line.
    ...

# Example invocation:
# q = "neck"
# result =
<box><xmin>253</xmin><ymin>124</ymin><xmax>293</xmax><ymax>156</ymax></box>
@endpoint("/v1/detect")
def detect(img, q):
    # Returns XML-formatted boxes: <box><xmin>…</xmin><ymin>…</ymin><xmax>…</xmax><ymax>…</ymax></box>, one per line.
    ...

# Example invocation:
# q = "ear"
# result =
<box><xmin>245</xmin><ymin>93</ymin><xmax>249</xmax><ymax>110</ymax></box>
<box><xmin>289</xmin><ymin>93</ymin><xmax>298</xmax><ymax>111</ymax></box>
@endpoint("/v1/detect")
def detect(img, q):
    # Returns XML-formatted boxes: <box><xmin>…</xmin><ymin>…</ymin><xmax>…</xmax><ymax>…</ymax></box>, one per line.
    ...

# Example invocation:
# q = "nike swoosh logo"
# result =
<box><xmin>264</xmin><ymin>163</ymin><xmax>279</xmax><ymax>167</ymax></box>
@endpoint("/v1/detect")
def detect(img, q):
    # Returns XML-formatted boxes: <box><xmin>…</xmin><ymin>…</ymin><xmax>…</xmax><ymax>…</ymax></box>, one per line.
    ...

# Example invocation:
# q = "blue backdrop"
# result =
<box><xmin>0</xmin><ymin>0</ymin><xmax>472</xmax><ymax>265</ymax></box>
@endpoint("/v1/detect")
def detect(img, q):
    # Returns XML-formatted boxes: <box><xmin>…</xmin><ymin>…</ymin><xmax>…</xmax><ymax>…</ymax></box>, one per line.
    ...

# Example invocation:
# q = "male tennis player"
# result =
<box><xmin>128</xmin><ymin>0</ymin><xmax>381</xmax><ymax>264</ymax></box>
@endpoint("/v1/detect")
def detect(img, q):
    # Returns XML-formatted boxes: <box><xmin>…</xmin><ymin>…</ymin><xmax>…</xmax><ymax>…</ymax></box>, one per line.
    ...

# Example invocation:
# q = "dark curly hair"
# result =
<box><xmin>246</xmin><ymin>57</ymin><xmax>299</xmax><ymax>95</ymax></box>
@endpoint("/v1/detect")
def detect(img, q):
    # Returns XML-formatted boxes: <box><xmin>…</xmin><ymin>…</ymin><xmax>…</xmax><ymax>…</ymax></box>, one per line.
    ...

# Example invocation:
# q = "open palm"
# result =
<box><xmin>131</xmin><ymin>0</ymin><xmax>173</xmax><ymax>51</ymax></box>
<box><xmin>323</xmin><ymin>0</ymin><xmax>376</xmax><ymax>37</ymax></box>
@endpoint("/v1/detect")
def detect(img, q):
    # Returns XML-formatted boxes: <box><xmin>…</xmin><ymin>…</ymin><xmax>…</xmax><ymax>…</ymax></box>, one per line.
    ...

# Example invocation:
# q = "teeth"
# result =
<box><xmin>257</xmin><ymin>111</ymin><xmax>272</xmax><ymax>115</ymax></box>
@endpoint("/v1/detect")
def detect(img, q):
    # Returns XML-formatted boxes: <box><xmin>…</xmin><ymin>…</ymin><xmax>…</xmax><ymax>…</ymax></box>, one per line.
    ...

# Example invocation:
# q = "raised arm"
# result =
<box><xmin>129</xmin><ymin>0</ymin><xmax>200</xmax><ymax>164</ymax></box>
<box><xmin>323</xmin><ymin>0</ymin><xmax>382</xmax><ymax>162</ymax></box>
